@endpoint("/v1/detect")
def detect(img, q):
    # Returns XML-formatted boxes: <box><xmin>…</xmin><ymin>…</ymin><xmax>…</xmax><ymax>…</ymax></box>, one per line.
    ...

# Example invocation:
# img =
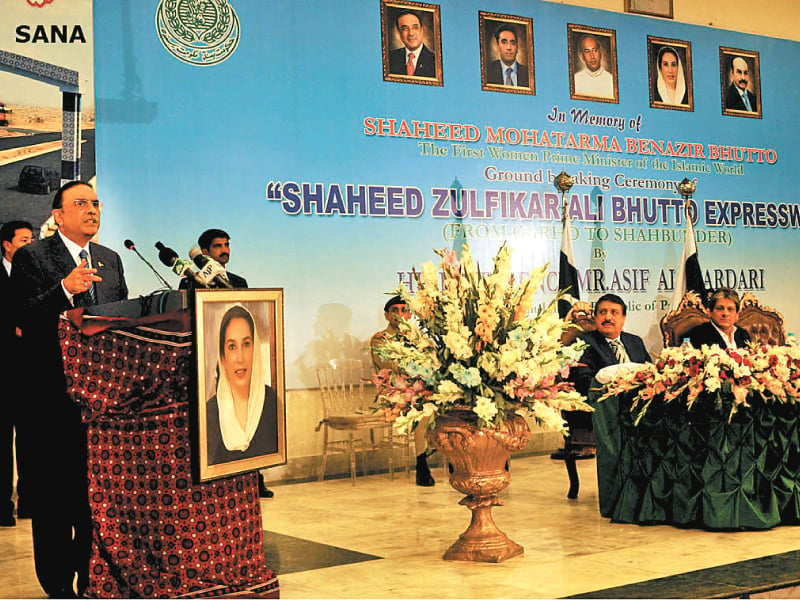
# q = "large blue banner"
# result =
<box><xmin>92</xmin><ymin>0</ymin><xmax>800</xmax><ymax>388</ymax></box>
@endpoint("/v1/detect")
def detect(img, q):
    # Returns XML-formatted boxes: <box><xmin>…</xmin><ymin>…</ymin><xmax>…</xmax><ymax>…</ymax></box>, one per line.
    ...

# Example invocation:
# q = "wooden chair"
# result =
<box><xmin>315</xmin><ymin>359</ymin><xmax>408</xmax><ymax>484</ymax></box>
<box><xmin>661</xmin><ymin>291</ymin><xmax>786</xmax><ymax>347</ymax></box>
<box><xmin>738</xmin><ymin>292</ymin><xmax>786</xmax><ymax>345</ymax></box>
<box><xmin>660</xmin><ymin>291</ymin><xmax>710</xmax><ymax>347</ymax></box>
<box><xmin>556</xmin><ymin>300</ymin><xmax>597</xmax><ymax>499</ymax></box>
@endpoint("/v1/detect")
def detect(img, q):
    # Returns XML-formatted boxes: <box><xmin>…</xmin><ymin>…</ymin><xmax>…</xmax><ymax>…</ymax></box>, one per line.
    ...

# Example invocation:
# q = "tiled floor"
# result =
<box><xmin>4</xmin><ymin>454</ymin><xmax>800</xmax><ymax>598</ymax></box>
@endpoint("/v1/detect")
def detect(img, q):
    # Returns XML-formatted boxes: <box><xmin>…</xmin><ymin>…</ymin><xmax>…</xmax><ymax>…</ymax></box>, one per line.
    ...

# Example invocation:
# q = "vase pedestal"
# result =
<box><xmin>442</xmin><ymin>495</ymin><xmax>524</xmax><ymax>562</ymax></box>
<box><xmin>428</xmin><ymin>410</ymin><xmax>531</xmax><ymax>563</ymax></box>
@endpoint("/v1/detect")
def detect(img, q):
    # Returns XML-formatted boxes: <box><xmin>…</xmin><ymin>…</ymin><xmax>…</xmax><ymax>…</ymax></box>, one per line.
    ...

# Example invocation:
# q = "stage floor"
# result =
<box><xmin>4</xmin><ymin>454</ymin><xmax>800</xmax><ymax>598</ymax></box>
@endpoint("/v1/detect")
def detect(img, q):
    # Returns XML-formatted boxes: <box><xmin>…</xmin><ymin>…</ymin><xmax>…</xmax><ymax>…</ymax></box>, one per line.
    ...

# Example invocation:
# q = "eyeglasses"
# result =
<box><xmin>70</xmin><ymin>199</ymin><xmax>102</xmax><ymax>209</ymax></box>
<box><xmin>399</xmin><ymin>24</ymin><xmax>421</xmax><ymax>33</ymax></box>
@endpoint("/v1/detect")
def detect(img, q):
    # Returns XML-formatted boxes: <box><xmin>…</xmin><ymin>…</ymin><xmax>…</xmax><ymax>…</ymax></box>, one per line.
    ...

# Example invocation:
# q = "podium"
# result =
<box><xmin>59</xmin><ymin>295</ymin><xmax>279</xmax><ymax>598</ymax></box>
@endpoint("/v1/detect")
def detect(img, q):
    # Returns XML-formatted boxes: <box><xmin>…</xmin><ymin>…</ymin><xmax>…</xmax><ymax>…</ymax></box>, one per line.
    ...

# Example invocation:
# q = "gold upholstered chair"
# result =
<box><xmin>660</xmin><ymin>291</ymin><xmax>710</xmax><ymax>347</ymax></box>
<box><xmin>738</xmin><ymin>292</ymin><xmax>786</xmax><ymax>346</ymax></box>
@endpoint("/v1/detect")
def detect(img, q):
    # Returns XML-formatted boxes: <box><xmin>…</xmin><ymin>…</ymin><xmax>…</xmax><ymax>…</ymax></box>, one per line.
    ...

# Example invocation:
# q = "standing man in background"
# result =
<box><xmin>12</xmin><ymin>181</ymin><xmax>128</xmax><ymax>598</ymax></box>
<box><xmin>0</xmin><ymin>220</ymin><xmax>34</xmax><ymax>527</ymax></box>
<box><xmin>371</xmin><ymin>296</ymin><xmax>435</xmax><ymax>487</ymax></box>
<box><xmin>185</xmin><ymin>228</ymin><xmax>274</xmax><ymax>498</ymax></box>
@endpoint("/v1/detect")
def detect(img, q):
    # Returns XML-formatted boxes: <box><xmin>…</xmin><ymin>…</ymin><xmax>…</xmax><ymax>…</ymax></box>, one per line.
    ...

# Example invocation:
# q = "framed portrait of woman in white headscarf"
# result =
<box><xmin>193</xmin><ymin>288</ymin><xmax>286</xmax><ymax>482</ymax></box>
<box><xmin>647</xmin><ymin>36</ymin><xmax>694</xmax><ymax>112</ymax></box>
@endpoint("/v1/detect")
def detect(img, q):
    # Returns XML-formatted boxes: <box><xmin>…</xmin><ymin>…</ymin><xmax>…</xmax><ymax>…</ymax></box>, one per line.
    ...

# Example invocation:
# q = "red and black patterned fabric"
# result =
<box><xmin>59</xmin><ymin>313</ymin><xmax>279</xmax><ymax>598</ymax></box>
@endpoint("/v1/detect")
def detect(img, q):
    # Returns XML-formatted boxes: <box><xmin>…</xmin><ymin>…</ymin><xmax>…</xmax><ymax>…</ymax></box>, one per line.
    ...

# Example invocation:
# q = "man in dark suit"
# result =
<box><xmin>569</xmin><ymin>293</ymin><xmax>650</xmax><ymax>397</ymax></box>
<box><xmin>724</xmin><ymin>56</ymin><xmax>757</xmax><ymax>112</ymax></box>
<box><xmin>12</xmin><ymin>181</ymin><xmax>128</xmax><ymax>598</ymax></box>
<box><xmin>486</xmin><ymin>23</ymin><xmax>529</xmax><ymax>87</ymax></box>
<box><xmin>388</xmin><ymin>9</ymin><xmax>436</xmax><ymax>78</ymax></box>
<box><xmin>0</xmin><ymin>220</ymin><xmax>34</xmax><ymax>527</ymax></box>
<box><xmin>687</xmin><ymin>287</ymin><xmax>751</xmax><ymax>349</ymax></box>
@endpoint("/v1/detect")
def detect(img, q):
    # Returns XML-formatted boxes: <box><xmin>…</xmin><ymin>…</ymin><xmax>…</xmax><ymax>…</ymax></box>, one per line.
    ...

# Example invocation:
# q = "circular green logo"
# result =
<box><xmin>156</xmin><ymin>0</ymin><xmax>240</xmax><ymax>66</ymax></box>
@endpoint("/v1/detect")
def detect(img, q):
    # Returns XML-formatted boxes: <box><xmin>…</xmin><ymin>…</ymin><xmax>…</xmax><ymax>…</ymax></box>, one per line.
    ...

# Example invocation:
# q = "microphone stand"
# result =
<box><xmin>125</xmin><ymin>241</ymin><xmax>174</xmax><ymax>290</ymax></box>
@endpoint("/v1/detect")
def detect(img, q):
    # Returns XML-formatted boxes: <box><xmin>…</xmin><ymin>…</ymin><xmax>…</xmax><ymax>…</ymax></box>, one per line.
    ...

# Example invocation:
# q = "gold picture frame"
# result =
<box><xmin>479</xmin><ymin>11</ymin><xmax>535</xmax><ymax>95</ymax></box>
<box><xmin>568</xmin><ymin>23</ymin><xmax>619</xmax><ymax>104</ymax></box>
<box><xmin>720</xmin><ymin>47</ymin><xmax>762</xmax><ymax>119</ymax></box>
<box><xmin>381</xmin><ymin>0</ymin><xmax>443</xmax><ymax>86</ymax></box>
<box><xmin>624</xmin><ymin>0</ymin><xmax>674</xmax><ymax>19</ymax></box>
<box><xmin>194</xmin><ymin>288</ymin><xmax>286</xmax><ymax>482</ymax></box>
<box><xmin>647</xmin><ymin>36</ymin><xmax>693</xmax><ymax>111</ymax></box>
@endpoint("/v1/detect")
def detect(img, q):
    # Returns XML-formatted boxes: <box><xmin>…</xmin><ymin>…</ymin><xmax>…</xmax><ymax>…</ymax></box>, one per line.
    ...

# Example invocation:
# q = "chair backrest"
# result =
<box><xmin>661</xmin><ymin>291</ymin><xmax>786</xmax><ymax>347</ymax></box>
<box><xmin>315</xmin><ymin>359</ymin><xmax>367</xmax><ymax>418</ymax></box>
<box><xmin>660</xmin><ymin>291</ymin><xmax>709</xmax><ymax>347</ymax></box>
<box><xmin>737</xmin><ymin>292</ymin><xmax>786</xmax><ymax>345</ymax></box>
<box><xmin>560</xmin><ymin>300</ymin><xmax>596</xmax><ymax>346</ymax></box>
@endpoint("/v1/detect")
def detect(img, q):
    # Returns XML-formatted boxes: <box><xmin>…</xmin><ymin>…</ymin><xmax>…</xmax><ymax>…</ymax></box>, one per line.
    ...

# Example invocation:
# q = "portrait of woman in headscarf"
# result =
<box><xmin>206</xmin><ymin>304</ymin><xmax>278</xmax><ymax>465</ymax></box>
<box><xmin>653</xmin><ymin>45</ymin><xmax>689</xmax><ymax>106</ymax></box>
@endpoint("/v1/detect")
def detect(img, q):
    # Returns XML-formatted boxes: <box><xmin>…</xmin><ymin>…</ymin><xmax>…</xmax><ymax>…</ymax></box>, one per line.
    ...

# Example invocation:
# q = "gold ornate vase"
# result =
<box><xmin>427</xmin><ymin>409</ymin><xmax>531</xmax><ymax>562</ymax></box>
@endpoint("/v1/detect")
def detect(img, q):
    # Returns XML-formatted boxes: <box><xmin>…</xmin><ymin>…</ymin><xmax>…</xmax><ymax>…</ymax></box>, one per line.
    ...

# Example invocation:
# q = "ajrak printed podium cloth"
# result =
<box><xmin>59</xmin><ymin>312</ymin><xmax>279</xmax><ymax>598</ymax></box>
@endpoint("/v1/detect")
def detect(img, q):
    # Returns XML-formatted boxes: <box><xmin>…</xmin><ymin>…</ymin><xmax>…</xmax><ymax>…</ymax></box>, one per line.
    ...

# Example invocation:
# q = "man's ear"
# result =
<box><xmin>202</xmin><ymin>249</ymin><xmax>210</xmax><ymax>256</ymax></box>
<box><xmin>51</xmin><ymin>208</ymin><xmax>63</xmax><ymax>227</ymax></box>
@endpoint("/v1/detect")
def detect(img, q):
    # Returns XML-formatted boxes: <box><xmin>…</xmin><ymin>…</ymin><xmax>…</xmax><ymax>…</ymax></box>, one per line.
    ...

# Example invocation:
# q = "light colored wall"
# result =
<box><xmin>546</xmin><ymin>0</ymin><xmax>799</xmax><ymax>41</ymax></box>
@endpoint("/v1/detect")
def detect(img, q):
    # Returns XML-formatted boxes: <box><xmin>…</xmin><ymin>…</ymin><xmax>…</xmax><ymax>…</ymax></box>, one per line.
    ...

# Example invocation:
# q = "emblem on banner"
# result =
<box><xmin>27</xmin><ymin>0</ymin><xmax>54</xmax><ymax>6</ymax></box>
<box><xmin>155</xmin><ymin>0</ymin><xmax>240</xmax><ymax>66</ymax></box>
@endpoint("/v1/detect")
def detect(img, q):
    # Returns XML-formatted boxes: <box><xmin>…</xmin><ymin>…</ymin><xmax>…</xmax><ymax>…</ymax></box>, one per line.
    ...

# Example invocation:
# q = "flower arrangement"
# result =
<box><xmin>596</xmin><ymin>341</ymin><xmax>800</xmax><ymax>424</ymax></box>
<box><xmin>371</xmin><ymin>243</ymin><xmax>590</xmax><ymax>433</ymax></box>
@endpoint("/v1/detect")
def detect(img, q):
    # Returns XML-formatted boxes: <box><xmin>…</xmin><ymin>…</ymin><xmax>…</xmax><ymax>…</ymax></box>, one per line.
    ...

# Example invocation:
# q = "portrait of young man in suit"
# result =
<box><xmin>480</xmin><ymin>12</ymin><xmax>535</xmax><ymax>95</ymax></box>
<box><xmin>11</xmin><ymin>181</ymin><xmax>128</xmax><ymax>598</ymax></box>
<box><xmin>382</xmin><ymin>1</ymin><xmax>443</xmax><ymax>86</ymax></box>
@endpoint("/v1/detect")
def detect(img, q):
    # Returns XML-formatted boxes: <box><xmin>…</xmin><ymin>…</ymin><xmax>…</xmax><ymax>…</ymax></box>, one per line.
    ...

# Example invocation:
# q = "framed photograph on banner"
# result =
<box><xmin>381</xmin><ymin>0</ymin><xmax>443</xmax><ymax>86</ymax></box>
<box><xmin>568</xmin><ymin>23</ymin><xmax>619</xmax><ymax>104</ymax></box>
<box><xmin>648</xmin><ymin>36</ymin><xmax>693</xmax><ymax>111</ymax></box>
<box><xmin>193</xmin><ymin>288</ymin><xmax>286</xmax><ymax>482</ymax></box>
<box><xmin>720</xmin><ymin>47</ymin><xmax>762</xmax><ymax>119</ymax></box>
<box><xmin>624</xmin><ymin>0</ymin><xmax>674</xmax><ymax>19</ymax></box>
<box><xmin>479</xmin><ymin>11</ymin><xmax>535</xmax><ymax>95</ymax></box>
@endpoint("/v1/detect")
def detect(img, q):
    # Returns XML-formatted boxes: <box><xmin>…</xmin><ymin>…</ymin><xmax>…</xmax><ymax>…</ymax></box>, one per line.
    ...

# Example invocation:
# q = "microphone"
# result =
<box><xmin>124</xmin><ymin>239</ymin><xmax>173</xmax><ymax>290</ymax></box>
<box><xmin>189</xmin><ymin>247</ymin><xmax>233</xmax><ymax>288</ymax></box>
<box><xmin>155</xmin><ymin>242</ymin><xmax>206</xmax><ymax>287</ymax></box>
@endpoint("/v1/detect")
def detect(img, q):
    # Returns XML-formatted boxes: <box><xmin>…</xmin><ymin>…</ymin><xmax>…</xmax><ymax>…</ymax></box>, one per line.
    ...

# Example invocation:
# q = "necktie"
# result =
<box><xmin>505</xmin><ymin>67</ymin><xmax>513</xmax><ymax>86</ymax></box>
<box><xmin>406</xmin><ymin>52</ymin><xmax>415</xmax><ymax>76</ymax></box>
<box><xmin>742</xmin><ymin>92</ymin><xmax>752</xmax><ymax>111</ymax></box>
<box><xmin>609</xmin><ymin>339</ymin><xmax>627</xmax><ymax>364</ymax></box>
<box><xmin>78</xmin><ymin>249</ymin><xmax>97</xmax><ymax>305</ymax></box>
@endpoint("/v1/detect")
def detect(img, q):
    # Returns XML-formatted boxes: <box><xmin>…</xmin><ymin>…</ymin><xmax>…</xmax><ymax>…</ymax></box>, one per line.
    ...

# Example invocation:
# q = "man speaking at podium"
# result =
<box><xmin>12</xmin><ymin>180</ymin><xmax>128</xmax><ymax>598</ymax></box>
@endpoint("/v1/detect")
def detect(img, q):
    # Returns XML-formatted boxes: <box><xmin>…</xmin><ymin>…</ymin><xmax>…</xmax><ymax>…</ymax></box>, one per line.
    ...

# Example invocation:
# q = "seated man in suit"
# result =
<box><xmin>555</xmin><ymin>293</ymin><xmax>648</xmax><ymax>461</ymax></box>
<box><xmin>569</xmin><ymin>293</ymin><xmax>650</xmax><ymax>397</ymax></box>
<box><xmin>686</xmin><ymin>287</ymin><xmax>751</xmax><ymax>349</ymax></box>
